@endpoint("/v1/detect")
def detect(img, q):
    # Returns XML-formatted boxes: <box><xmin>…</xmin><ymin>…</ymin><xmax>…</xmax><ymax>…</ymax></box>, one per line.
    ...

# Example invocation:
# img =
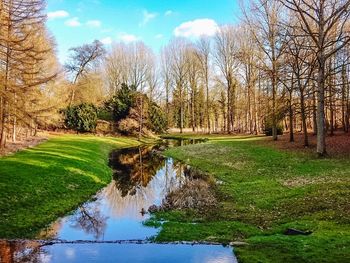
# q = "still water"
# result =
<box><xmin>40</xmin><ymin>143</ymin><xmax>191</xmax><ymax>241</ymax></box>
<box><xmin>0</xmin><ymin>139</ymin><xmax>238</xmax><ymax>263</ymax></box>
<box><xmin>0</xmin><ymin>241</ymin><xmax>237</xmax><ymax>263</ymax></box>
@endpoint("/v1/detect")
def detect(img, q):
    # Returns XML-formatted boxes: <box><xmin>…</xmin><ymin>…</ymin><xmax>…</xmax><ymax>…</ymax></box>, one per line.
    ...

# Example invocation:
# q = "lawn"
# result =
<box><xmin>0</xmin><ymin>134</ymin><xmax>142</xmax><ymax>238</ymax></box>
<box><xmin>149</xmin><ymin>135</ymin><xmax>350</xmax><ymax>263</ymax></box>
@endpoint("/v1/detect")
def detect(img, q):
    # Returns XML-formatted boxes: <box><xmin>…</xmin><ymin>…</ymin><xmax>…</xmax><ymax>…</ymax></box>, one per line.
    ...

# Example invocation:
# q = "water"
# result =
<box><xmin>0</xmin><ymin>241</ymin><xmax>237</xmax><ymax>263</ymax></box>
<box><xmin>0</xmin><ymin>139</ymin><xmax>238</xmax><ymax>263</ymax></box>
<box><xmin>39</xmin><ymin>144</ymin><xmax>189</xmax><ymax>241</ymax></box>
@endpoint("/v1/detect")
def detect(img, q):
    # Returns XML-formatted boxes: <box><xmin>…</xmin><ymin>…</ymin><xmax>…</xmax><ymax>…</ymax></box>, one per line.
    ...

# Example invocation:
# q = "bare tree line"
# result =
<box><xmin>1</xmin><ymin>0</ymin><xmax>350</xmax><ymax>157</ymax></box>
<box><xmin>95</xmin><ymin>0</ymin><xmax>350</xmax><ymax>156</ymax></box>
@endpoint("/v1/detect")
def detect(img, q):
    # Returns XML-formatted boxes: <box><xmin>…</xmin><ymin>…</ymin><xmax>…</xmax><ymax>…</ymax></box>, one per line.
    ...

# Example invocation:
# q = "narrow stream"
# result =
<box><xmin>0</xmin><ymin>139</ymin><xmax>238</xmax><ymax>263</ymax></box>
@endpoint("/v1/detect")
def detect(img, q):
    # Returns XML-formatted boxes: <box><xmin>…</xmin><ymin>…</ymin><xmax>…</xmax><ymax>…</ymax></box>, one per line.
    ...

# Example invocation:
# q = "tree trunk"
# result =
<box><xmin>12</xmin><ymin>93</ymin><xmax>16</xmax><ymax>143</ymax></box>
<box><xmin>341</xmin><ymin>64</ymin><xmax>348</xmax><ymax>132</ymax></box>
<box><xmin>191</xmin><ymin>89</ymin><xmax>195</xmax><ymax>132</ymax></box>
<box><xmin>300</xmin><ymin>90</ymin><xmax>309</xmax><ymax>147</ymax></box>
<box><xmin>0</xmin><ymin>102</ymin><xmax>6</xmax><ymax>149</ymax></box>
<box><xmin>317</xmin><ymin>56</ymin><xmax>327</xmax><ymax>156</ymax></box>
<box><xmin>180</xmin><ymin>85</ymin><xmax>183</xmax><ymax>134</ymax></box>
<box><xmin>328</xmin><ymin>60</ymin><xmax>334</xmax><ymax>136</ymax></box>
<box><xmin>316</xmin><ymin>2</ymin><xmax>327</xmax><ymax>157</ymax></box>
<box><xmin>138</xmin><ymin>96</ymin><xmax>143</xmax><ymax>140</ymax></box>
<box><xmin>312</xmin><ymin>83</ymin><xmax>318</xmax><ymax>135</ymax></box>
<box><xmin>206</xmin><ymin>73</ymin><xmax>211</xmax><ymax>134</ymax></box>
<box><xmin>289</xmin><ymin>91</ymin><xmax>294</xmax><ymax>142</ymax></box>
<box><xmin>227</xmin><ymin>80</ymin><xmax>231</xmax><ymax>133</ymax></box>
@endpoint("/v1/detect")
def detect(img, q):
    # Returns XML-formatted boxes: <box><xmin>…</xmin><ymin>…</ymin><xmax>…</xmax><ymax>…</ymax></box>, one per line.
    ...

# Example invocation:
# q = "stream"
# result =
<box><xmin>0</xmin><ymin>139</ymin><xmax>238</xmax><ymax>263</ymax></box>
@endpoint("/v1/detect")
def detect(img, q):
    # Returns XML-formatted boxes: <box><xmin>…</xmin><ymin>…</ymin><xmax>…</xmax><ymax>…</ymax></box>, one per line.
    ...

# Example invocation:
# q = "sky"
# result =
<box><xmin>46</xmin><ymin>0</ymin><xmax>241</xmax><ymax>63</ymax></box>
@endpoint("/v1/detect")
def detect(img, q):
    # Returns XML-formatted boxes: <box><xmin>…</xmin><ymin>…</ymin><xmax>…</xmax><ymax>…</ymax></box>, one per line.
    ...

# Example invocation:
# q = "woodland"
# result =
<box><xmin>0</xmin><ymin>0</ymin><xmax>349</xmax><ymax>157</ymax></box>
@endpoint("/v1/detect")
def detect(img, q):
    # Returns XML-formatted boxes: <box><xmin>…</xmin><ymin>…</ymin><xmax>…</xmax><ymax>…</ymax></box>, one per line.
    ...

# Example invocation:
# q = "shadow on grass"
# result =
<box><xmin>0</xmin><ymin>135</ymin><xmax>140</xmax><ymax>238</ymax></box>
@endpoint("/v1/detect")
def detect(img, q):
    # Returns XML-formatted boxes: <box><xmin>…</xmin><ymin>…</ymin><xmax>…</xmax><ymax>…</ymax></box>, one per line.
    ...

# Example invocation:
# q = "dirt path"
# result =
<box><xmin>0</xmin><ymin>136</ymin><xmax>47</xmax><ymax>157</ymax></box>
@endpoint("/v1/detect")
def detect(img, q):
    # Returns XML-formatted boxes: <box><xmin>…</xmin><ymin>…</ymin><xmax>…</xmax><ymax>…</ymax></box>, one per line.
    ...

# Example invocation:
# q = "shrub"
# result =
<box><xmin>103</xmin><ymin>83</ymin><xmax>136</xmax><ymax>122</ymax></box>
<box><xmin>62</xmin><ymin>103</ymin><xmax>98</xmax><ymax>132</ymax></box>
<box><xmin>117</xmin><ymin>118</ymin><xmax>139</xmax><ymax>135</ymax></box>
<box><xmin>264</xmin><ymin>121</ymin><xmax>284</xmax><ymax>136</ymax></box>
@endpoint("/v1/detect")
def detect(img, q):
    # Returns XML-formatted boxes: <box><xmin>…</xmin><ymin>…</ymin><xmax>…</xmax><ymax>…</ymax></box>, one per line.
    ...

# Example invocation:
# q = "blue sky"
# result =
<box><xmin>46</xmin><ymin>0</ymin><xmax>241</xmax><ymax>63</ymax></box>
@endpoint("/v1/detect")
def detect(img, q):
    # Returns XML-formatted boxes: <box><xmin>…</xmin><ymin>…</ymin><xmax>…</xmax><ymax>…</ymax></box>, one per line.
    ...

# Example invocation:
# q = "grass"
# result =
<box><xmin>150</xmin><ymin>135</ymin><xmax>350</xmax><ymax>263</ymax></box>
<box><xmin>0</xmin><ymin>134</ymin><xmax>143</xmax><ymax>238</ymax></box>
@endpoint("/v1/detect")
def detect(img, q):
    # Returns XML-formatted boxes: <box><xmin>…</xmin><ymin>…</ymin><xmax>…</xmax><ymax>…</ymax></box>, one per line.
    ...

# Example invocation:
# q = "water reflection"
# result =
<box><xmin>70</xmin><ymin>204</ymin><xmax>107</xmax><ymax>240</ymax></box>
<box><xmin>0</xmin><ymin>139</ymin><xmax>238</xmax><ymax>263</ymax></box>
<box><xmin>0</xmin><ymin>242</ymin><xmax>237</xmax><ymax>263</ymax></box>
<box><xmin>0</xmin><ymin>240</ymin><xmax>45</xmax><ymax>263</ymax></box>
<box><xmin>109</xmin><ymin>145</ymin><xmax>167</xmax><ymax>197</ymax></box>
<box><xmin>39</xmin><ymin>143</ymin><xmax>188</xmax><ymax>241</ymax></box>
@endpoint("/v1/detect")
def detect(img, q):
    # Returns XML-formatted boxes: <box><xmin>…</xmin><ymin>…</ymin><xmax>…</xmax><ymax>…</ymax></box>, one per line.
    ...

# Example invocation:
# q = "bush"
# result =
<box><xmin>103</xmin><ymin>83</ymin><xmax>136</xmax><ymax>122</ymax></box>
<box><xmin>118</xmin><ymin>118</ymin><xmax>139</xmax><ymax>135</ymax></box>
<box><xmin>101</xmin><ymin>83</ymin><xmax>167</xmax><ymax>135</ymax></box>
<box><xmin>62</xmin><ymin>103</ymin><xmax>98</xmax><ymax>132</ymax></box>
<box><xmin>97</xmin><ymin>108</ymin><xmax>113</xmax><ymax>121</ymax></box>
<box><xmin>264</xmin><ymin>121</ymin><xmax>284</xmax><ymax>136</ymax></box>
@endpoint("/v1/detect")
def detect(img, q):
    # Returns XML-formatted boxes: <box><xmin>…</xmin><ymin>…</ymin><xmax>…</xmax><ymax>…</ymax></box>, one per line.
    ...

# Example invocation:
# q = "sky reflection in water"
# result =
<box><xmin>0</xmin><ymin>139</ymin><xmax>237</xmax><ymax>263</ymax></box>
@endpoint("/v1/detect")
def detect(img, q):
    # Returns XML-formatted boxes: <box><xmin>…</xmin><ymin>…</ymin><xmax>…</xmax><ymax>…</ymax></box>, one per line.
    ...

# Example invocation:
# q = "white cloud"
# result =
<box><xmin>119</xmin><ymin>33</ymin><xmax>139</xmax><ymax>43</ymax></box>
<box><xmin>140</xmin><ymin>10</ymin><xmax>157</xmax><ymax>26</ymax></box>
<box><xmin>47</xmin><ymin>10</ymin><xmax>69</xmax><ymax>20</ymax></box>
<box><xmin>65</xmin><ymin>17</ymin><xmax>81</xmax><ymax>27</ymax></box>
<box><xmin>86</xmin><ymin>20</ymin><xmax>102</xmax><ymax>28</ymax></box>
<box><xmin>174</xmin><ymin>18</ymin><xmax>219</xmax><ymax>38</ymax></box>
<box><xmin>165</xmin><ymin>10</ymin><xmax>173</xmax><ymax>16</ymax></box>
<box><xmin>155</xmin><ymin>34</ymin><xmax>164</xmax><ymax>39</ymax></box>
<box><xmin>101</xmin><ymin>37</ymin><xmax>112</xmax><ymax>45</ymax></box>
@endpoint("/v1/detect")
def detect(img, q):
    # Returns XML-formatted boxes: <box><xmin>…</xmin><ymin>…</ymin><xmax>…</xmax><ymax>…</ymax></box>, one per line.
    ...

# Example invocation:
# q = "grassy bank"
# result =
<box><xmin>150</xmin><ymin>135</ymin><xmax>350</xmax><ymax>262</ymax></box>
<box><xmin>0</xmin><ymin>134</ymin><xmax>142</xmax><ymax>238</ymax></box>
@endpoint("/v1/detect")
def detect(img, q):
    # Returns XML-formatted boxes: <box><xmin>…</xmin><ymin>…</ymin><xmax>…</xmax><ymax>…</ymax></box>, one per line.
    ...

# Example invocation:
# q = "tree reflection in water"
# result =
<box><xmin>109</xmin><ymin>145</ymin><xmax>166</xmax><ymax>197</ymax></box>
<box><xmin>70</xmin><ymin>203</ymin><xmax>107</xmax><ymax>239</ymax></box>
<box><xmin>0</xmin><ymin>139</ymin><xmax>211</xmax><ymax>262</ymax></box>
<box><xmin>106</xmin><ymin>145</ymin><xmax>187</xmax><ymax>220</ymax></box>
<box><xmin>0</xmin><ymin>240</ymin><xmax>47</xmax><ymax>263</ymax></box>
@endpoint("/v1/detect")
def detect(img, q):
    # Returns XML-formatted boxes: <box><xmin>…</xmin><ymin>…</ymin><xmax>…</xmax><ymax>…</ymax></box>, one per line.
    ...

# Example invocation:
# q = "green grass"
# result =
<box><xmin>150</xmin><ymin>135</ymin><xmax>350</xmax><ymax>263</ymax></box>
<box><xmin>0</xmin><ymin>134</ymin><xmax>143</xmax><ymax>238</ymax></box>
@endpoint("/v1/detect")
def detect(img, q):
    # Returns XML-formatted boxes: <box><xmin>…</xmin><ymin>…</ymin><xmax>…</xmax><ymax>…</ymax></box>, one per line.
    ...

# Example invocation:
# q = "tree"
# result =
<box><xmin>243</xmin><ymin>0</ymin><xmax>286</xmax><ymax>140</ymax></box>
<box><xmin>214</xmin><ymin>25</ymin><xmax>239</xmax><ymax>133</ymax></box>
<box><xmin>237</xmin><ymin>25</ymin><xmax>260</xmax><ymax>134</ymax></box>
<box><xmin>65</xmin><ymin>40</ymin><xmax>105</xmax><ymax>106</ymax></box>
<box><xmin>196</xmin><ymin>37</ymin><xmax>212</xmax><ymax>133</ymax></box>
<box><xmin>285</xmin><ymin>22</ymin><xmax>317</xmax><ymax>146</ymax></box>
<box><xmin>0</xmin><ymin>0</ymin><xmax>56</xmax><ymax>148</ymax></box>
<box><xmin>167</xmin><ymin>38</ymin><xmax>189</xmax><ymax>133</ymax></box>
<box><xmin>280</xmin><ymin>0</ymin><xmax>350</xmax><ymax>155</ymax></box>
<box><xmin>186</xmin><ymin>46</ymin><xmax>201</xmax><ymax>132</ymax></box>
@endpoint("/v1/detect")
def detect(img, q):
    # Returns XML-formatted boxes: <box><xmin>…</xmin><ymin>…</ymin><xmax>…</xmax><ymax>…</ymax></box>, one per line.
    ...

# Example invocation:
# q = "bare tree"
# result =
<box><xmin>285</xmin><ymin>22</ymin><xmax>317</xmax><ymax>146</ymax></box>
<box><xmin>65</xmin><ymin>40</ymin><xmax>105</xmax><ymax>106</ymax></box>
<box><xmin>280</xmin><ymin>0</ymin><xmax>350</xmax><ymax>156</ymax></box>
<box><xmin>196</xmin><ymin>37</ymin><xmax>212</xmax><ymax>133</ymax></box>
<box><xmin>160</xmin><ymin>46</ymin><xmax>173</xmax><ymax>124</ymax></box>
<box><xmin>214</xmin><ymin>25</ymin><xmax>239</xmax><ymax>133</ymax></box>
<box><xmin>242</xmin><ymin>0</ymin><xmax>286</xmax><ymax>140</ymax></box>
<box><xmin>168</xmin><ymin>38</ymin><xmax>189</xmax><ymax>133</ymax></box>
<box><xmin>104</xmin><ymin>42</ymin><xmax>129</xmax><ymax>95</ymax></box>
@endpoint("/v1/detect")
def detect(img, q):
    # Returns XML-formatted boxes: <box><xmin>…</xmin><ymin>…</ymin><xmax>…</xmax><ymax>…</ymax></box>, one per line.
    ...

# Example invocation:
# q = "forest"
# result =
<box><xmin>0</xmin><ymin>0</ymin><xmax>349</xmax><ymax>157</ymax></box>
